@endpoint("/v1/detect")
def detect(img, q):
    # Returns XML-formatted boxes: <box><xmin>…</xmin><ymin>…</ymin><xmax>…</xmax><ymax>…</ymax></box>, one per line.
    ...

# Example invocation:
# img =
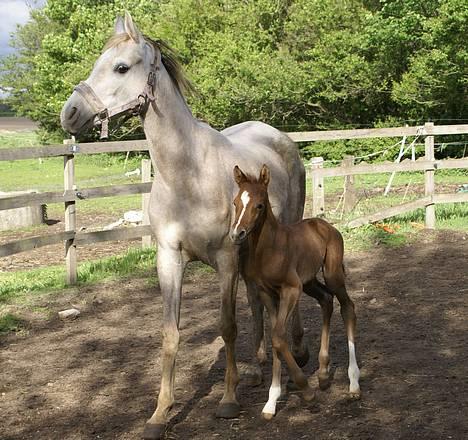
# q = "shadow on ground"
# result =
<box><xmin>1</xmin><ymin>230</ymin><xmax>467</xmax><ymax>439</ymax></box>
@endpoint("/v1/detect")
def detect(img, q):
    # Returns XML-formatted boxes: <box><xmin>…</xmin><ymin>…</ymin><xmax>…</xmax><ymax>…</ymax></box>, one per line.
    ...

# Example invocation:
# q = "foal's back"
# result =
<box><xmin>284</xmin><ymin>217</ymin><xmax>345</xmax><ymax>284</ymax></box>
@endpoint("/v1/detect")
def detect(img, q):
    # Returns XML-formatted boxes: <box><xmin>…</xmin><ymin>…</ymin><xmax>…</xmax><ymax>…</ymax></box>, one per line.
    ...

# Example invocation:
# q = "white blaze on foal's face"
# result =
<box><xmin>233</xmin><ymin>190</ymin><xmax>251</xmax><ymax>234</ymax></box>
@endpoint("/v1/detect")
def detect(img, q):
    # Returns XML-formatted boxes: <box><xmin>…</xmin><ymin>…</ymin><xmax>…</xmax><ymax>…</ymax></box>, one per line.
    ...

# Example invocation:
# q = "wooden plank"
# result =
<box><xmin>287</xmin><ymin>124</ymin><xmax>468</xmax><ymax>142</ymax></box>
<box><xmin>74</xmin><ymin>225</ymin><xmax>153</xmax><ymax>245</ymax></box>
<box><xmin>64</xmin><ymin>151</ymin><xmax>77</xmax><ymax>284</ymax></box>
<box><xmin>308</xmin><ymin>157</ymin><xmax>468</xmax><ymax>179</ymax></box>
<box><xmin>0</xmin><ymin>183</ymin><xmax>152</xmax><ymax>211</ymax></box>
<box><xmin>345</xmin><ymin>197</ymin><xmax>430</xmax><ymax>228</ymax></box>
<box><xmin>0</xmin><ymin>231</ymin><xmax>74</xmax><ymax>257</ymax></box>
<box><xmin>0</xmin><ymin>139</ymin><xmax>149</xmax><ymax>161</ymax></box>
<box><xmin>141</xmin><ymin>159</ymin><xmax>152</xmax><ymax>248</ymax></box>
<box><xmin>0</xmin><ymin>226</ymin><xmax>154</xmax><ymax>257</ymax></box>
<box><xmin>433</xmin><ymin>193</ymin><xmax>468</xmax><ymax>204</ymax></box>
<box><xmin>345</xmin><ymin>192</ymin><xmax>468</xmax><ymax>229</ymax></box>
<box><xmin>425</xmin><ymin>123</ymin><xmax>435</xmax><ymax>229</ymax></box>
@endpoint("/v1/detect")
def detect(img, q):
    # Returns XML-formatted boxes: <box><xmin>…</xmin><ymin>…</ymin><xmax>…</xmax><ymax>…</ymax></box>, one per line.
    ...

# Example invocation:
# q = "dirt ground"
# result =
<box><xmin>1</xmin><ymin>230</ymin><xmax>467</xmax><ymax>439</ymax></box>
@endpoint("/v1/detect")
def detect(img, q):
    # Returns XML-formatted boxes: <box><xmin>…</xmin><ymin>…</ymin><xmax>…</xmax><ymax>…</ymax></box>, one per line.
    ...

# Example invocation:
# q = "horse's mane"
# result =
<box><xmin>103</xmin><ymin>34</ymin><xmax>195</xmax><ymax>98</ymax></box>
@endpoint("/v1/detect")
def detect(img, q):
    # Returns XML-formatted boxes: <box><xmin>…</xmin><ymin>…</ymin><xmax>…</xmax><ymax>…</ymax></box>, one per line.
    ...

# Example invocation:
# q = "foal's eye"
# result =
<box><xmin>116</xmin><ymin>64</ymin><xmax>130</xmax><ymax>74</ymax></box>
<box><xmin>256</xmin><ymin>203</ymin><xmax>264</xmax><ymax>210</ymax></box>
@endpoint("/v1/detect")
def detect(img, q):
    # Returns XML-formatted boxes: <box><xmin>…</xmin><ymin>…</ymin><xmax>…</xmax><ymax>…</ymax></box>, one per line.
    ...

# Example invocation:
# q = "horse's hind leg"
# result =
<box><xmin>323</xmin><ymin>267</ymin><xmax>360</xmax><ymax>398</ymax></box>
<box><xmin>303</xmin><ymin>280</ymin><xmax>334</xmax><ymax>390</ymax></box>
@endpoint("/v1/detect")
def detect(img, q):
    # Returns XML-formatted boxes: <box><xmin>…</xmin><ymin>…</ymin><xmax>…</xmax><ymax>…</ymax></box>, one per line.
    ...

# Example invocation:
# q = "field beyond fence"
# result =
<box><xmin>1</xmin><ymin>122</ymin><xmax>467</xmax><ymax>285</ymax></box>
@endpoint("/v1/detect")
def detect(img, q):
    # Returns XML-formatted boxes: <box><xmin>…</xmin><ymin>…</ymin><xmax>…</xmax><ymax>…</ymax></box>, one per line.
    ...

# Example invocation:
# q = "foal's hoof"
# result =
<box><xmin>216</xmin><ymin>401</ymin><xmax>241</xmax><ymax>418</ymax></box>
<box><xmin>318</xmin><ymin>375</ymin><xmax>332</xmax><ymax>391</ymax></box>
<box><xmin>293</xmin><ymin>346</ymin><xmax>310</xmax><ymax>368</ymax></box>
<box><xmin>348</xmin><ymin>389</ymin><xmax>361</xmax><ymax>400</ymax></box>
<box><xmin>142</xmin><ymin>423</ymin><xmax>166</xmax><ymax>440</ymax></box>
<box><xmin>261</xmin><ymin>411</ymin><xmax>274</xmax><ymax>421</ymax></box>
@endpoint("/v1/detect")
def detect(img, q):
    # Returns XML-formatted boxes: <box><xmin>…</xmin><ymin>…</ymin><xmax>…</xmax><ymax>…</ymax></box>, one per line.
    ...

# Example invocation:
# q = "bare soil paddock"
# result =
<box><xmin>1</xmin><ymin>230</ymin><xmax>467</xmax><ymax>440</ymax></box>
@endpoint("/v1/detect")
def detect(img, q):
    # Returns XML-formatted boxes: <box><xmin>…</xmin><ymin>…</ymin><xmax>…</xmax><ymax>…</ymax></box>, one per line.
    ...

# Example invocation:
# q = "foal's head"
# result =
<box><xmin>230</xmin><ymin>165</ymin><xmax>270</xmax><ymax>244</ymax></box>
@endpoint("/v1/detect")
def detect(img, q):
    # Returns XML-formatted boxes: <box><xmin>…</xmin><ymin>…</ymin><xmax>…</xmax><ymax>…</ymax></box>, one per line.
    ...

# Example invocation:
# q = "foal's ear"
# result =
<box><xmin>114</xmin><ymin>16</ymin><xmax>125</xmax><ymax>35</ymax></box>
<box><xmin>124</xmin><ymin>11</ymin><xmax>141</xmax><ymax>43</ymax></box>
<box><xmin>233</xmin><ymin>165</ymin><xmax>248</xmax><ymax>185</ymax></box>
<box><xmin>259</xmin><ymin>164</ymin><xmax>270</xmax><ymax>186</ymax></box>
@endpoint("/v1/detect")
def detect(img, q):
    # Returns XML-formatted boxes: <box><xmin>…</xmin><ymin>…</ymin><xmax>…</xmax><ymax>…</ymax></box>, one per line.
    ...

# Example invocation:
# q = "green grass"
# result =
<box><xmin>0</xmin><ymin>131</ymin><xmax>147</xmax><ymax>192</ymax></box>
<box><xmin>0</xmin><ymin>313</ymin><xmax>26</xmax><ymax>334</ymax></box>
<box><xmin>0</xmin><ymin>247</ymin><xmax>157</xmax><ymax>304</ymax></box>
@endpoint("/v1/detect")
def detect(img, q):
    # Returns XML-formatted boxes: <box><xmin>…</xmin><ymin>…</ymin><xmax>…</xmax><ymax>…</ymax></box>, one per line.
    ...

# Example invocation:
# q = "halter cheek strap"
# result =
<box><xmin>73</xmin><ymin>49</ymin><xmax>160</xmax><ymax>139</ymax></box>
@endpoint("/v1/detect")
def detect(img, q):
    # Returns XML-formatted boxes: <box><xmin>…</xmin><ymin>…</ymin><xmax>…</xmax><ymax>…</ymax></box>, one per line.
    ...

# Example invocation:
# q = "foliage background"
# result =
<box><xmin>0</xmin><ymin>0</ymin><xmax>467</xmax><ymax>158</ymax></box>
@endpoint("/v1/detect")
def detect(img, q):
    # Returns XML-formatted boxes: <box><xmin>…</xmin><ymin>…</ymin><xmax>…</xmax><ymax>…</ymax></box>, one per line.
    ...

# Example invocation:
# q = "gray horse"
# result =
<box><xmin>61</xmin><ymin>13</ymin><xmax>306</xmax><ymax>439</ymax></box>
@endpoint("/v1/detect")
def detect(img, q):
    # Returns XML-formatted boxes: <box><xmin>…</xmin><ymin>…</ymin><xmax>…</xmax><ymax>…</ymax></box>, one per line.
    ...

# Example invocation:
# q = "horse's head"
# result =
<box><xmin>60</xmin><ymin>12</ymin><xmax>158</xmax><ymax>137</ymax></box>
<box><xmin>230</xmin><ymin>165</ymin><xmax>270</xmax><ymax>244</ymax></box>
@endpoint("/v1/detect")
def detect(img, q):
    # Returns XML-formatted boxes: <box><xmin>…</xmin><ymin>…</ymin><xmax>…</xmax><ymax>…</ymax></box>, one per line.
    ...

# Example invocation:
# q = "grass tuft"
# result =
<box><xmin>0</xmin><ymin>247</ymin><xmax>157</xmax><ymax>304</ymax></box>
<box><xmin>0</xmin><ymin>313</ymin><xmax>26</xmax><ymax>334</ymax></box>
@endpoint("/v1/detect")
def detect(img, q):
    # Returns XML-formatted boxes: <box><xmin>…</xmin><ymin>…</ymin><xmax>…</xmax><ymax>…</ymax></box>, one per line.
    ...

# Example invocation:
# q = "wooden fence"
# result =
<box><xmin>1</xmin><ymin>122</ymin><xmax>467</xmax><ymax>283</ymax></box>
<box><xmin>306</xmin><ymin>123</ymin><xmax>468</xmax><ymax>228</ymax></box>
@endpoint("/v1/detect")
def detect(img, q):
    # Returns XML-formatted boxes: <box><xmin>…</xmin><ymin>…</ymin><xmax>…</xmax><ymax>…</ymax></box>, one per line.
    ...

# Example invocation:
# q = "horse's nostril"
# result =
<box><xmin>238</xmin><ymin>230</ymin><xmax>246</xmax><ymax>240</ymax></box>
<box><xmin>69</xmin><ymin>106</ymin><xmax>78</xmax><ymax>119</ymax></box>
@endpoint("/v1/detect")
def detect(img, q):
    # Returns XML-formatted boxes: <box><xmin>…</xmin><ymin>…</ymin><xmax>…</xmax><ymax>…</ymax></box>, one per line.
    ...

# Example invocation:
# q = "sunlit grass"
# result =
<box><xmin>0</xmin><ymin>247</ymin><xmax>157</xmax><ymax>304</ymax></box>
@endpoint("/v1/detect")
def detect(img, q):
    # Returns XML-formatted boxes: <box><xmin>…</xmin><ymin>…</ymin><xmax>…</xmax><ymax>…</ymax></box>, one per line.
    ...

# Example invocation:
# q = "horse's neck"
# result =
<box><xmin>142</xmin><ymin>70</ymin><xmax>208</xmax><ymax>185</ymax></box>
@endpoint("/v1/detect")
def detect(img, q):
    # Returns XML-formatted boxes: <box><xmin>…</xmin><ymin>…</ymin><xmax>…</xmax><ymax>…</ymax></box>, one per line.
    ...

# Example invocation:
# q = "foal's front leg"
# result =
<box><xmin>259</xmin><ymin>291</ymin><xmax>282</xmax><ymax>420</ymax></box>
<box><xmin>144</xmin><ymin>246</ymin><xmax>187</xmax><ymax>440</ymax></box>
<box><xmin>273</xmin><ymin>284</ymin><xmax>314</xmax><ymax>402</ymax></box>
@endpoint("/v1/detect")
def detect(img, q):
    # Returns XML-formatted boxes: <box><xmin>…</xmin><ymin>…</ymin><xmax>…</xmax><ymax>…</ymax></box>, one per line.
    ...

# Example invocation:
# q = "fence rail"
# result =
<box><xmin>1</xmin><ymin>122</ymin><xmax>467</xmax><ymax>284</ymax></box>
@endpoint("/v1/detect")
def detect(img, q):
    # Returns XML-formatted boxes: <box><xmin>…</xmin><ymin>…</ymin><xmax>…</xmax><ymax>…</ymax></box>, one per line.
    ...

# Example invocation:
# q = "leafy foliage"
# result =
<box><xmin>0</xmin><ymin>0</ymin><xmax>467</xmax><ymax>156</ymax></box>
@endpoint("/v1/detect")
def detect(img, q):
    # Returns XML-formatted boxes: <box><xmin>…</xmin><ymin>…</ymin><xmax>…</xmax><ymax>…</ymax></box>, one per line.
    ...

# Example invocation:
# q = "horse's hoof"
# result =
<box><xmin>293</xmin><ymin>346</ymin><xmax>310</xmax><ymax>368</ymax></box>
<box><xmin>142</xmin><ymin>423</ymin><xmax>166</xmax><ymax>440</ymax></box>
<box><xmin>262</xmin><ymin>411</ymin><xmax>274</xmax><ymax>420</ymax></box>
<box><xmin>318</xmin><ymin>375</ymin><xmax>332</xmax><ymax>390</ymax></box>
<box><xmin>216</xmin><ymin>401</ymin><xmax>241</xmax><ymax>418</ymax></box>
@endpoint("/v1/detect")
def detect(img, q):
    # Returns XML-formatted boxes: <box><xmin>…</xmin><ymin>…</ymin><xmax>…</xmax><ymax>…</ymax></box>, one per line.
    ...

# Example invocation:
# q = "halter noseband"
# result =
<box><xmin>73</xmin><ymin>48</ymin><xmax>161</xmax><ymax>139</ymax></box>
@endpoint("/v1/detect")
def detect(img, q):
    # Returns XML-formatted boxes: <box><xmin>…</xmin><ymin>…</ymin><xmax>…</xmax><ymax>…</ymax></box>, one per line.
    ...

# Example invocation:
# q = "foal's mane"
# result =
<box><xmin>104</xmin><ymin>33</ymin><xmax>195</xmax><ymax>98</ymax></box>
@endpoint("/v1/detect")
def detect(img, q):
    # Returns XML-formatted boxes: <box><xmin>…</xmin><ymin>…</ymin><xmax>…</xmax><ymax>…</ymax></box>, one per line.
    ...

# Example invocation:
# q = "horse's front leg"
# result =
<box><xmin>143</xmin><ymin>246</ymin><xmax>187</xmax><ymax>440</ymax></box>
<box><xmin>215</xmin><ymin>250</ymin><xmax>241</xmax><ymax>418</ymax></box>
<box><xmin>243</xmin><ymin>276</ymin><xmax>267</xmax><ymax>386</ymax></box>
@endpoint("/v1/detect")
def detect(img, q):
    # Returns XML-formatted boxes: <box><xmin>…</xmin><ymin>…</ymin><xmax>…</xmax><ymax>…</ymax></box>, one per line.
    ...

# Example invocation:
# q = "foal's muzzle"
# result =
<box><xmin>230</xmin><ymin>229</ymin><xmax>247</xmax><ymax>244</ymax></box>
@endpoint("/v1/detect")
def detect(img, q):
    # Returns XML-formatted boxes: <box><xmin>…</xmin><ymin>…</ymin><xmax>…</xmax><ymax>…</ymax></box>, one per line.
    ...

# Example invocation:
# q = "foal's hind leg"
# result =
<box><xmin>323</xmin><ymin>270</ymin><xmax>360</xmax><ymax>398</ymax></box>
<box><xmin>303</xmin><ymin>280</ymin><xmax>334</xmax><ymax>390</ymax></box>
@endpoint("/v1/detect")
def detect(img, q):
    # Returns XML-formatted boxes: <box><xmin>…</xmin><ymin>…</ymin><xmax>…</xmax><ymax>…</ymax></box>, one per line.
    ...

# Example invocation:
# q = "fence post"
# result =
<box><xmin>342</xmin><ymin>155</ymin><xmax>356</xmax><ymax>214</ymax></box>
<box><xmin>310</xmin><ymin>157</ymin><xmax>325</xmax><ymax>217</ymax></box>
<box><xmin>63</xmin><ymin>139</ymin><xmax>77</xmax><ymax>284</ymax></box>
<box><xmin>424</xmin><ymin>122</ymin><xmax>435</xmax><ymax>229</ymax></box>
<box><xmin>141</xmin><ymin>158</ymin><xmax>152</xmax><ymax>248</ymax></box>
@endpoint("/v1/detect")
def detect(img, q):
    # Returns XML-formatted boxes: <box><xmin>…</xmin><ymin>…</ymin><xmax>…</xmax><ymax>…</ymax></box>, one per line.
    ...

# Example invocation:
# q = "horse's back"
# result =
<box><xmin>223</xmin><ymin>121</ymin><xmax>305</xmax><ymax>223</ymax></box>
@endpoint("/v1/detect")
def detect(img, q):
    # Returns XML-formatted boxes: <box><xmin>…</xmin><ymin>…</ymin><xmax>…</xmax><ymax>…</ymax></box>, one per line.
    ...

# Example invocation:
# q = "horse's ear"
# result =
<box><xmin>233</xmin><ymin>165</ymin><xmax>248</xmax><ymax>185</ymax></box>
<box><xmin>124</xmin><ymin>11</ymin><xmax>141</xmax><ymax>43</ymax></box>
<box><xmin>114</xmin><ymin>16</ymin><xmax>125</xmax><ymax>35</ymax></box>
<box><xmin>259</xmin><ymin>164</ymin><xmax>270</xmax><ymax>186</ymax></box>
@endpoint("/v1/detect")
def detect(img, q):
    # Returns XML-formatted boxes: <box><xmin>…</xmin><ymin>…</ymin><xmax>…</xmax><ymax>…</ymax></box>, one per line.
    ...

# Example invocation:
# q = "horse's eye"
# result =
<box><xmin>256</xmin><ymin>203</ymin><xmax>264</xmax><ymax>210</ymax></box>
<box><xmin>116</xmin><ymin>64</ymin><xmax>129</xmax><ymax>74</ymax></box>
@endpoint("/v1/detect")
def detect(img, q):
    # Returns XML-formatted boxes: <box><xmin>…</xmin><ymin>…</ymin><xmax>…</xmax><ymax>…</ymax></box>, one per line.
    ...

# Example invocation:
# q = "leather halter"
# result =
<box><xmin>73</xmin><ymin>48</ymin><xmax>161</xmax><ymax>139</ymax></box>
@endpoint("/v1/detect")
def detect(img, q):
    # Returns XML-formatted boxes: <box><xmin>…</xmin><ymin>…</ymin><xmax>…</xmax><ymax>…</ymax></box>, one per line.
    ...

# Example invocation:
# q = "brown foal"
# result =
<box><xmin>230</xmin><ymin>165</ymin><xmax>360</xmax><ymax>419</ymax></box>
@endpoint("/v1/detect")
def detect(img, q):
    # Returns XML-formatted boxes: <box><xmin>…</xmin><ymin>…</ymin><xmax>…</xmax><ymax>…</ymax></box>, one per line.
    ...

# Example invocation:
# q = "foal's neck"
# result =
<box><xmin>248</xmin><ymin>198</ymin><xmax>279</xmax><ymax>253</ymax></box>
